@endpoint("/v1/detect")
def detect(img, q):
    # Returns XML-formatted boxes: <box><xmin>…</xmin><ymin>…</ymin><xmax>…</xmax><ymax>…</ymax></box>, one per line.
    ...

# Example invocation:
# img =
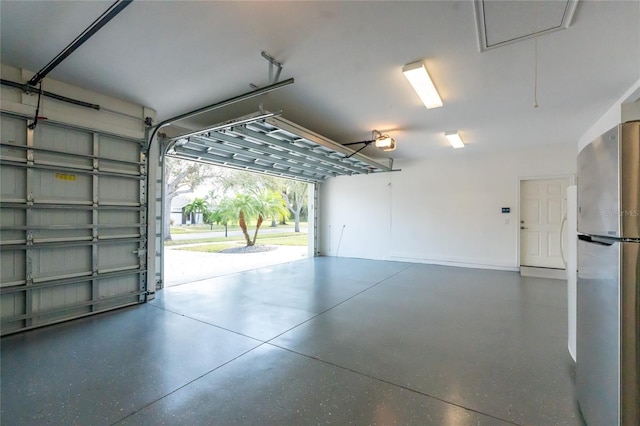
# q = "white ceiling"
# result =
<box><xmin>1</xmin><ymin>1</ymin><xmax>638</xmax><ymax>161</ymax></box>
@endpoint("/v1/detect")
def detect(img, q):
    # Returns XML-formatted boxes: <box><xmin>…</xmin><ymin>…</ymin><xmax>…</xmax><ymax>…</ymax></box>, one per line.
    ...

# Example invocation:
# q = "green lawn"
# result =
<box><xmin>259</xmin><ymin>234</ymin><xmax>308</xmax><ymax>246</ymax></box>
<box><xmin>172</xmin><ymin>232</ymin><xmax>308</xmax><ymax>252</ymax></box>
<box><xmin>170</xmin><ymin>222</ymin><xmax>308</xmax><ymax>235</ymax></box>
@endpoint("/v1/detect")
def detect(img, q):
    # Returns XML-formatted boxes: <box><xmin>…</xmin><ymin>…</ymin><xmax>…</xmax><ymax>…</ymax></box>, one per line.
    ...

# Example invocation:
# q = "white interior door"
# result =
<box><xmin>520</xmin><ymin>178</ymin><xmax>569</xmax><ymax>269</ymax></box>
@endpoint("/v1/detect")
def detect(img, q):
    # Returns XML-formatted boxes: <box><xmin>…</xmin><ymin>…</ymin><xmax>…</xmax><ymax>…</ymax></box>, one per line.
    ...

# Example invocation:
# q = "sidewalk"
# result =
<box><xmin>169</xmin><ymin>226</ymin><xmax>308</xmax><ymax>241</ymax></box>
<box><xmin>163</xmin><ymin>245</ymin><xmax>308</xmax><ymax>287</ymax></box>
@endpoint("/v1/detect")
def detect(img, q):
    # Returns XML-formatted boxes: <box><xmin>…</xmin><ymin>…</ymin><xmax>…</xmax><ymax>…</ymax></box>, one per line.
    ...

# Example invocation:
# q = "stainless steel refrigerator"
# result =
<box><xmin>577</xmin><ymin>121</ymin><xmax>639</xmax><ymax>426</ymax></box>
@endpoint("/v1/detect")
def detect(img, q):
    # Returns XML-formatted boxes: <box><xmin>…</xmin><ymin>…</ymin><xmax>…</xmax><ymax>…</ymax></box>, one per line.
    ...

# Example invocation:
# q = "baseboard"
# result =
<box><xmin>386</xmin><ymin>255</ymin><xmax>519</xmax><ymax>272</ymax></box>
<box><xmin>520</xmin><ymin>266</ymin><xmax>566</xmax><ymax>280</ymax></box>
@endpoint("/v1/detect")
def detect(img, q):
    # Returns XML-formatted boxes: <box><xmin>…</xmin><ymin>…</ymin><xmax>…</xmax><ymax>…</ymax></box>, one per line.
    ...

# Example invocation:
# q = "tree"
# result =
<box><xmin>255</xmin><ymin>190</ymin><xmax>290</xmax><ymax>243</ymax></box>
<box><xmin>214</xmin><ymin>191</ymin><xmax>288</xmax><ymax>247</ymax></box>
<box><xmin>183</xmin><ymin>198</ymin><xmax>208</xmax><ymax>225</ymax></box>
<box><xmin>163</xmin><ymin>158</ymin><xmax>216</xmax><ymax>240</ymax></box>
<box><xmin>281</xmin><ymin>180</ymin><xmax>308</xmax><ymax>232</ymax></box>
<box><xmin>207</xmin><ymin>209</ymin><xmax>228</xmax><ymax>235</ymax></box>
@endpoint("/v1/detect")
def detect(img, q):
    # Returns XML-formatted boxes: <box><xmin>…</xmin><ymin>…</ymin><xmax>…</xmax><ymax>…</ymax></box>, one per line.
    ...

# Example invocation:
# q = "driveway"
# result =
<box><xmin>163</xmin><ymin>245</ymin><xmax>308</xmax><ymax>287</ymax></box>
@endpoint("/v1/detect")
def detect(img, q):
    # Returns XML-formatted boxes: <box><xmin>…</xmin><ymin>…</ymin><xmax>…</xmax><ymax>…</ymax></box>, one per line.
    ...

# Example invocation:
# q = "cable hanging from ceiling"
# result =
<box><xmin>533</xmin><ymin>0</ymin><xmax>540</xmax><ymax>109</ymax></box>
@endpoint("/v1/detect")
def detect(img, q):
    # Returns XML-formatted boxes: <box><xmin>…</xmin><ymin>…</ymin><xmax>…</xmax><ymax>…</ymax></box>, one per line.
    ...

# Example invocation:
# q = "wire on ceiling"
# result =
<box><xmin>533</xmin><ymin>0</ymin><xmax>540</xmax><ymax>109</ymax></box>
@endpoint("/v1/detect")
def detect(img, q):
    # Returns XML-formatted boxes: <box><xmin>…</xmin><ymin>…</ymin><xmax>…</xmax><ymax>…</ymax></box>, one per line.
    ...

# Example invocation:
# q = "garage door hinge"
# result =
<box><xmin>133</xmin><ymin>249</ymin><xmax>146</xmax><ymax>257</ymax></box>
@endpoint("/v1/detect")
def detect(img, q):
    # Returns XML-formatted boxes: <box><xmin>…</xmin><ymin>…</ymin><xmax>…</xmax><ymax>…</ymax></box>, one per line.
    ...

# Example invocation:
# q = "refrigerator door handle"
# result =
<box><xmin>578</xmin><ymin>234</ymin><xmax>616</xmax><ymax>246</ymax></box>
<box><xmin>560</xmin><ymin>215</ymin><xmax>568</xmax><ymax>268</ymax></box>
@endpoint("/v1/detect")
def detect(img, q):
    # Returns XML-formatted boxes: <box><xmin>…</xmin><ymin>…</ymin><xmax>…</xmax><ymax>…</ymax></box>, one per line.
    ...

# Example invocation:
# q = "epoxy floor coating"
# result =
<box><xmin>1</xmin><ymin>257</ymin><xmax>585</xmax><ymax>425</ymax></box>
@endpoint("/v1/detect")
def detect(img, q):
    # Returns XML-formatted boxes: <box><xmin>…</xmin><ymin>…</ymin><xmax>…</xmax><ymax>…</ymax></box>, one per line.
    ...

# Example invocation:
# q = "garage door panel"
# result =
<box><xmin>98</xmin><ymin>135</ymin><xmax>141</xmax><ymax>162</ymax></box>
<box><xmin>100</xmin><ymin>159</ymin><xmax>141</xmax><ymax>175</ymax></box>
<box><xmin>98</xmin><ymin>210</ymin><xmax>142</xmax><ymax>239</ymax></box>
<box><xmin>99</xmin><ymin>210</ymin><xmax>139</xmax><ymax>226</ymax></box>
<box><xmin>99</xmin><ymin>226</ymin><xmax>142</xmax><ymax>239</ymax></box>
<box><xmin>1</xmin><ymin>144</ymin><xmax>26</xmax><ymax>162</ymax></box>
<box><xmin>32</xmin><ymin>209</ymin><xmax>93</xmax><ymax>242</ymax></box>
<box><xmin>1</xmin><ymin>166</ymin><xmax>26</xmax><ymax>202</ymax></box>
<box><xmin>0</xmin><ymin>114</ymin><xmax>147</xmax><ymax>335</ymax></box>
<box><xmin>35</xmin><ymin>151</ymin><xmax>93</xmax><ymax>171</ymax></box>
<box><xmin>35</xmin><ymin>123</ymin><xmax>92</xmax><ymax>156</ymax></box>
<box><xmin>33</xmin><ymin>282</ymin><xmax>92</xmax><ymax>314</ymax></box>
<box><xmin>0</xmin><ymin>207</ymin><xmax>25</xmax><ymax>244</ymax></box>
<box><xmin>99</xmin><ymin>176</ymin><xmax>141</xmax><ymax>206</ymax></box>
<box><xmin>32</xmin><ymin>246</ymin><xmax>92</xmax><ymax>282</ymax></box>
<box><xmin>1</xmin><ymin>293</ymin><xmax>26</xmax><ymax>334</ymax></box>
<box><xmin>1</xmin><ymin>250</ymin><xmax>26</xmax><ymax>287</ymax></box>
<box><xmin>168</xmin><ymin>113</ymin><xmax>391</xmax><ymax>183</ymax></box>
<box><xmin>97</xmin><ymin>275</ymin><xmax>139</xmax><ymax>301</ymax></box>
<box><xmin>98</xmin><ymin>242</ymin><xmax>141</xmax><ymax>273</ymax></box>
<box><xmin>1</xmin><ymin>115</ymin><xmax>27</xmax><ymax>145</ymax></box>
<box><xmin>33</xmin><ymin>169</ymin><xmax>93</xmax><ymax>204</ymax></box>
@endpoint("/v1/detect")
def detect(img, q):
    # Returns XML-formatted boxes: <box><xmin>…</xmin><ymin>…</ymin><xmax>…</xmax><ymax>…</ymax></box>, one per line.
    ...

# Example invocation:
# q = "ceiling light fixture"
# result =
<box><xmin>445</xmin><ymin>131</ymin><xmax>465</xmax><ymax>149</ymax></box>
<box><xmin>402</xmin><ymin>61</ymin><xmax>443</xmax><ymax>109</ymax></box>
<box><xmin>343</xmin><ymin>130</ymin><xmax>396</xmax><ymax>157</ymax></box>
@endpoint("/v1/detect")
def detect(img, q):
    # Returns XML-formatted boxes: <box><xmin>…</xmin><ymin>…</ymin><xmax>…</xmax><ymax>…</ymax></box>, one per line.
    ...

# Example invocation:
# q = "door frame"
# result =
<box><xmin>516</xmin><ymin>174</ymin><xmax>576</xmax><ymax>269</ymax></box>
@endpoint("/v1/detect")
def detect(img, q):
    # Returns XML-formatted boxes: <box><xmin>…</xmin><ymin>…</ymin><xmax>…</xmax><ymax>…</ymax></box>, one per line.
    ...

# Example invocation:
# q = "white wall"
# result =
<box><xmin>319</xmin><ymin>142</ymin><xmax>577</xmax><ymax>270</ymax></box>
<box><xmin>578</xmin><ymin>78</ymin><xmax>640</xmax><ymax>151</ymax></box>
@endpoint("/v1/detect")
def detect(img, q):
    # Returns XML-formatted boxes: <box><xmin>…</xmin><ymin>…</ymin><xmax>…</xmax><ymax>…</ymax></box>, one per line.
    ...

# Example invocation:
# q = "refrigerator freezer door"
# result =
<box><xmin>577</xmin><ymin>122</ymin><xmax>640</xmax><ymax>238</ymax></box>
<box><xmin>577</xmin><ymin>238</ymin><xmax>640</xmax><ymax>426</ymax></box>
<box><xmin>577</xmin><ymin>237</ymin><xmax>620</xmax><ymax>426</ymax></box>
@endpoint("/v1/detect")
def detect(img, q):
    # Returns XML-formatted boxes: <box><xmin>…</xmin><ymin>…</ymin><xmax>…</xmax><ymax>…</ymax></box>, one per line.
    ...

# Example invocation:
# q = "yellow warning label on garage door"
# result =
<box><xmin>55</xmin><ymin>173</ymin><xmax>77</xmax><ymax>181</ymax></box>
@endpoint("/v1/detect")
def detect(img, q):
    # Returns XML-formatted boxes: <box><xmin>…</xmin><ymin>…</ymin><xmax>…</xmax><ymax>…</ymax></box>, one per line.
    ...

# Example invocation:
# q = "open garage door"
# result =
<box><xmin>166</xmin><ymin>113</ymin><xmax>392</xmax><ymax>183</ymax></box>
<box><xmin>158</xmin><ymin>112</ymin><xmax>391</xmax><ymax>287</ymax></box>
<box><xmin>0</xmin><ymin>113</ymin><xmax>147</xmax><ymax>335</ymax></box>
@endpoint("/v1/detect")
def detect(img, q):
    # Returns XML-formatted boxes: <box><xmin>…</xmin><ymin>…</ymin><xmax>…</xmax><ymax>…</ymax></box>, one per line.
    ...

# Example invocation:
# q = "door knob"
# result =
<box><xmin>520</xmin><ymin>226</ymin><xmax>528</xmax><ymax>230</ymax></box>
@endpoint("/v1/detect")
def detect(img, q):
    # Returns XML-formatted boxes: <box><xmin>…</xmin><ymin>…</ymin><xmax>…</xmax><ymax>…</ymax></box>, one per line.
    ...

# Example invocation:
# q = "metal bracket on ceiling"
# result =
<box><xmin>250</xmin><ymin>51</ymin><xmax>285</xmax><ymax>113</ymax></box>
<box><xmin>262</xmin><ymin>51</ymin><xmax>283</xmax><ymax>84</ymax></box>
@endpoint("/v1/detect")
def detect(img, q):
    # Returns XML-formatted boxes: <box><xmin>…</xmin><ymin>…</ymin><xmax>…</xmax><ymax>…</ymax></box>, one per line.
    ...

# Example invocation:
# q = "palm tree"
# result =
<box><xmin>207</xmin><ymin>209</ymin><xmax>228</xmax><ymax>236</ymax></box>
<box><xmin>184</xmin><ymin>198</ymin><xmax>208</xmax><ymax>225</ymax></box>
<box><xmin>214</xmin><ymin>191</ymin><xmax>289</xmax><ymax>246</ymax></box>
<box><xmin>252</xmin><ymin>190</ymin><xmax>289</xmax><ymax>245</ymax></box>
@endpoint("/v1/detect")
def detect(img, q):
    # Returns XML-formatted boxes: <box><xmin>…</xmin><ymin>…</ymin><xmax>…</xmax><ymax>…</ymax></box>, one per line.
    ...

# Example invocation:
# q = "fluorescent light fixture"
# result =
<box><xmin>444</xmin><ymin>131</ymin><xmax>465</xmax><ymax>149</ymax></box>
<box><xmin>402</xmin><ymin>61</ymin><xmax>443</xmax><ymax>109</ymax></box>
<box><xmin>374</xmin><ymin>132</ymin><xmax>396</xmax><ymax>152</ymax></box>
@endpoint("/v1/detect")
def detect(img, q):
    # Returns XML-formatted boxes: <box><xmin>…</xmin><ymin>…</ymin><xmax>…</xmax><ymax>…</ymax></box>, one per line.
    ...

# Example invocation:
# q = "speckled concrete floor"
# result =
<box><xmin>1</xmin><ymin>257</ymin><xmax>585</xmax><ymax>425</ymax></box>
